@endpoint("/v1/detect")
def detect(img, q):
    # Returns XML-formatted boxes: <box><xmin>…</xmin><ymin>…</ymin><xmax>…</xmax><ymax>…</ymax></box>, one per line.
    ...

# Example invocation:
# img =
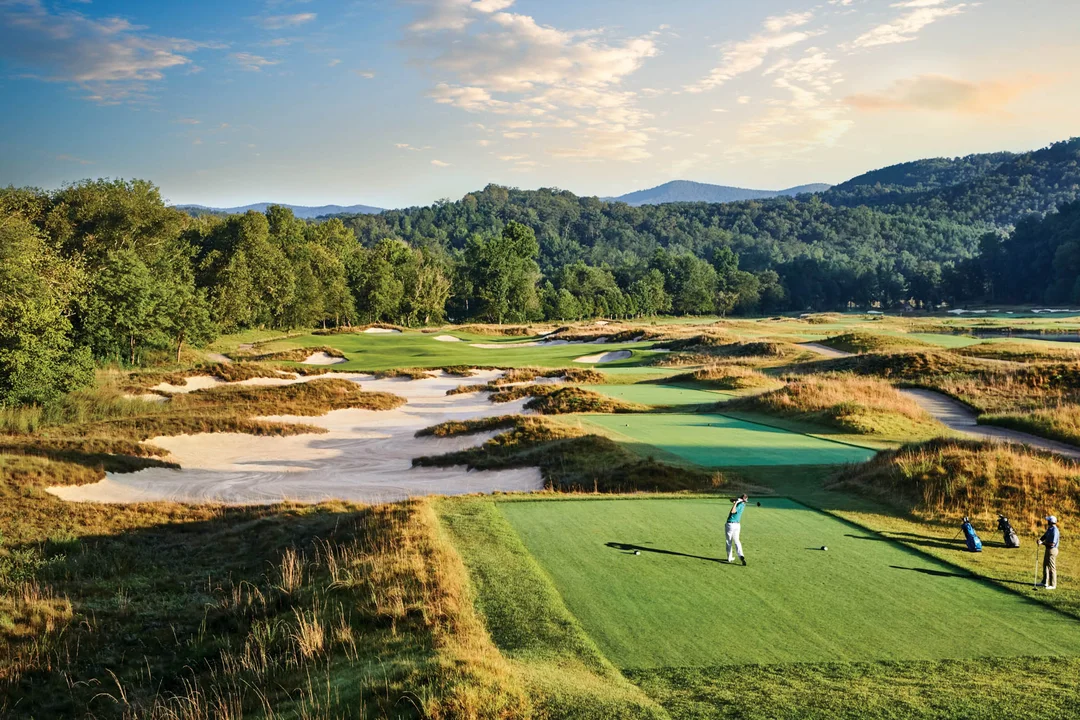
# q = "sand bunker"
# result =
<box><xmin>302</xmin><ymin>351</ymin><xmax>346</xmax><ymax>365</ymax></box>
<box><xmin>49</xmin><ymin>370</ymin><xmax>543</xmax><ymax>505</ymax></box>
<box><xmin>433</xmin><ymin>335</ymin><xmax>463</xmax><ymax>342</ymax></box>
<box><xmin>575</xmin><ymin>350</ymin><xmax>632</xmax><ymax>364</ymax></box>
<box><xmin>363</xmin><ymin>327</ymin><xmax>401</xmax><ymax>334</ymax></box>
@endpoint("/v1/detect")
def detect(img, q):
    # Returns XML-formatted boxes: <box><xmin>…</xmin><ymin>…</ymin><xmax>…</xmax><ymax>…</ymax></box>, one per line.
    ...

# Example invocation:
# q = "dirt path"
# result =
<box><xmin>898</xmin><ymin>389</ymin><xmax>1080</xmax><ymax>461</ymax></box>
<box><xmin>800</xmin><ymin>342</ymin><xmax>853</xmax><ymax>359</ymax></box>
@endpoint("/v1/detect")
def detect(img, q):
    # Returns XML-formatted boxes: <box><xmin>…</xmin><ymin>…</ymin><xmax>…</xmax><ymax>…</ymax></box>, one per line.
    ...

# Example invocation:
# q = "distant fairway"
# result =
<box><xmin>580</xmin><ymin>413</ymin><xmax>875</xmax><ymax>466</ymax></box>
<box><xmin>499</xmin><ymin>498</ymin><xmax>1080</xmax><ymax>668</ymax></box>
<box><xmin>582</xmin><ymin>383</ymin><xmax>731</xmax><ymax>407</ymax></box>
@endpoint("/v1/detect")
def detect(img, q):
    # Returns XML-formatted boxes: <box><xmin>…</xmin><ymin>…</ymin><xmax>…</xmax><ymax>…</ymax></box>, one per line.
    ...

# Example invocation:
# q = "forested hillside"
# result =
<box><xmin>2</xmin><ymin>138</ymin><xmax>1079</xmax><ymax>406</ymax></box>
<box><xmin>824</xmin><ymin>138</ymin><xmax>1080</xmax><ymax>225</ymax></box>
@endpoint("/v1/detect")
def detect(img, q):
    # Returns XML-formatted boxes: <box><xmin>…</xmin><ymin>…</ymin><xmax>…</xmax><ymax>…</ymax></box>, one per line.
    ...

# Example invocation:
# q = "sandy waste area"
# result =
<box><xmin>49</xmin><ymin>369</ymin><xmax>543</xmax><ymax>505</ymax></box>
<box><xmin>574</xmin><ymin>350</ymin><xmax>632</xmax><ymax>364</ymax></box>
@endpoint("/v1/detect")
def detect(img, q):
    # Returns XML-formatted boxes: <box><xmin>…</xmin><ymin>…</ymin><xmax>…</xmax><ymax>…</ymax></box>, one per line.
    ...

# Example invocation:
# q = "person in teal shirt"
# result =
<box><xmin>726</xmin><ymin>494</ymin><xmax>749</xmax><ymax>565</ymax></box>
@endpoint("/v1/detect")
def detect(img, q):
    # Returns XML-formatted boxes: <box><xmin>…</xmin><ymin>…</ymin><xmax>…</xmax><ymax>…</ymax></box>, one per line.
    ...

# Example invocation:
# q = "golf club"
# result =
<box><xmin>1032</xmin><ymin>537</ymin><xmax>1041</xmax><ymax>589</ymax></box>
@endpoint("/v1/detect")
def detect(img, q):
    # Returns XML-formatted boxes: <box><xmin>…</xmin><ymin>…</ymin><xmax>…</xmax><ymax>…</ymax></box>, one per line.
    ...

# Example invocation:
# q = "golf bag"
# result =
<box><xmin>997</xmin><ymin>515</ymin><xmax>1020</xmax><ymax>548</ymax></box>
<box><xmin>961</xmin><ymin>519</ymin><xmax>983</xmax><ymax>552</ymax></box>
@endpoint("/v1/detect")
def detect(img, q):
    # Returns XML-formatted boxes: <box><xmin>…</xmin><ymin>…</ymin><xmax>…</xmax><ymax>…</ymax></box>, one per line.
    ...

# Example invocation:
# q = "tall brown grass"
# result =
<box><xmin>829</xmin><ymin>439</ymin><xmax>1080</xmax><ymax>531</ymax></box>
<box><xmin>820</xmin><ymin>332</ymin><xmax>932</xmax><ymax>354</ymax></box>
<box><xmin>729</xmin><ymin>374</ymin><xmax>944</xmax><ymax>436</ymax></box>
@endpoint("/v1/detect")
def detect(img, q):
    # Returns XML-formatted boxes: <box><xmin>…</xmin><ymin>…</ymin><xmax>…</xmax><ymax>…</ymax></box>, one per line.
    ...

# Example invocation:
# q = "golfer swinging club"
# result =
<box><xmin>1037</xmin><ymin>515</ymin><xmax>1061</xmax><ymax>590</ymax></box>
<box><xmin>726</xmin><ymin>494</ymin><xmax>749</xmax><ymax>565</ymax></box>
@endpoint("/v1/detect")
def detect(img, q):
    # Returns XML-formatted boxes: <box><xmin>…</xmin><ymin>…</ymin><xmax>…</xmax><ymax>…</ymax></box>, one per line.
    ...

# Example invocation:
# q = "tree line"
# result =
<box><xmin>2</xmin><ymin>140</ymin><xmax>1078</xmax><ymax>406</ymax></box>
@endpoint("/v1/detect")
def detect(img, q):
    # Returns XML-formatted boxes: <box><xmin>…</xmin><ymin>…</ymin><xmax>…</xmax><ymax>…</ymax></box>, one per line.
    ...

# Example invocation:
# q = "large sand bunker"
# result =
<box><xmin>433</xmin><ymin>335</ymin><xmax>462</xmax><ymax>342</ymax></box>
<box><xmin>574</xmin><ymin>350</ymin><xmax>632</xmax><ymax>364</ymax></box>
<box><xmin>363</xmin><ymin>327</ymin><xmax>401</xmax><ymax>334</ymax></box>
<box><xmin>49</xmin><ymin>370</ymin><xmax>542</xmax><ymax>505</ymax></box>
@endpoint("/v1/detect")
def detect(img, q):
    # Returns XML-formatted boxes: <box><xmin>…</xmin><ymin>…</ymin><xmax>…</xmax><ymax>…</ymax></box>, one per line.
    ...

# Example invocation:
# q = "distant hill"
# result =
<box><xmin>608</xmin><ymin>180</ymin><xmax>831</xmax><ymax>206</ymax></box>
<box><xmin>176</xmin><ymin>202</ymin><xmax>383</xmax><ymax>219</ymax></box>
<box><xmin>823</xmin><ymin>138</ymin><xmax>1080</xmax><ymax>225</ymax></box>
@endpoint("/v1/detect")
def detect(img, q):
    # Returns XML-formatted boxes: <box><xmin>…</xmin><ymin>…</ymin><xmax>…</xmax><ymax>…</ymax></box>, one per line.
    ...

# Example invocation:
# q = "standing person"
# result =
<box><xmin>1037</xmin><ymin>516</ymin><xmax>1061</xmax><ymax>590</ymax></box>
<box><xmin>726</xmin><ymin>494</ymin><xmax>749</xmax><ymax>566</ymax></box>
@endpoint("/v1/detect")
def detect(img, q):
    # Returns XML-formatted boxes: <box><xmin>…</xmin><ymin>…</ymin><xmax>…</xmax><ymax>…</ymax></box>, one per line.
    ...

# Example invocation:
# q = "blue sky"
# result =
<box><xmin>1</xmin><ymin>0</ymin><xmax>1078</xmax><ymax>208</ymax></box>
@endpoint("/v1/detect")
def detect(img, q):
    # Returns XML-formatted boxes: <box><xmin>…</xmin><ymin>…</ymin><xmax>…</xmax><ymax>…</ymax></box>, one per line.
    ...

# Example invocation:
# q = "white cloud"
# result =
<box><xmin>328</xmin><ymin>58</ymin><xmax>341</xmax><ymax>67</ymax></box>
<box><xmin>176</xmin><ymin>117</ymin><xmax>201</xmax><ymax>124</ymax></box>
<box><xmin>258</xmin><ymin>13</ymin><xmax>316</xmax><ymax>30</ymax></box>
<box><xmin>231</xmin><ymin>52</ymin><xmax>279</xmax><ymax>71</ymax></box>
<box><xmin>0</xmin><ymin>0</ymin><xmax>218</xmax><ymax>103</ymax></box>
<box><xmin>848</xmin><ymin>2</ymin><xmax>969</xmax><ymax>49</ymax></box>
<box><xmin>351</xmin><ymin>69</ymin><xmax>376</xmax><ymax>79</ymax></box>
<box><xmin>395</xmin><ymin>142</ymin><xmax>432</xmax><ymax>151</ymax></box>
<box><xmin>686</xmin><ymin>11</ymin><xmax>817</xmax><ymax>93</ymax></box>
<box><xmin>405</xmin><ymin>3</ymin><xmax>660</xmax><ymax>161</ymax></box>
<box><xmin>430</xmin><ymin>159</ymin><xmax>451</xmax><ymax>166</ymax></box>
<box><xmin>846</xmin><ymin>73</ymin><xmax>1044</xmax><ymax>114</ymax></box>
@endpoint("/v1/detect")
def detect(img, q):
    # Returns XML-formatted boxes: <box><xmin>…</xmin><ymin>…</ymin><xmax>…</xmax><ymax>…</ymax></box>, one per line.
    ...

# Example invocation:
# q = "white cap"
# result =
<box><xmin>1047</xmin><ymin>516</ymin><xmax>1057</xmax><ymax>524</ymax></box>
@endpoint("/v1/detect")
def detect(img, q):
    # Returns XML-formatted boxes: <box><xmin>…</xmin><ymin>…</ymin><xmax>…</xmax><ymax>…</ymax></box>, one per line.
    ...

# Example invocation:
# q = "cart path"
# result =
<box><xmin>898</xmin><ymin>388</ymin><xmax>1080</xmax><ymax>461</ymax></box>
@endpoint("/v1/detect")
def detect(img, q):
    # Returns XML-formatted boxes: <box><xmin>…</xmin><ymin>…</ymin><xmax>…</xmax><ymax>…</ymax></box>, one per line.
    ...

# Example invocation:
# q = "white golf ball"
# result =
<box><xmin>634</xmin><ymin>550</ymin><xmax>641</xmax><ymax>555</ymax></box>
<box><xmin>821</xmin><ymin>546</ymin><xmax>828</xmax><ymax>551</ymax></box>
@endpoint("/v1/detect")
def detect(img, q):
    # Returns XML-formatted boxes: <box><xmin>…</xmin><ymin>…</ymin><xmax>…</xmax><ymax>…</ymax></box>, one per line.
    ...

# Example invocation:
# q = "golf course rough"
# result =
<box><xmin>496</xmin><ymin>498</ymin><xmax>1080</xmax><ymax>669</ymax></box>
<box><xmin>581</xmin><ymin>413</ymin><xmax>875</xmax><ymax>466</ymax></box>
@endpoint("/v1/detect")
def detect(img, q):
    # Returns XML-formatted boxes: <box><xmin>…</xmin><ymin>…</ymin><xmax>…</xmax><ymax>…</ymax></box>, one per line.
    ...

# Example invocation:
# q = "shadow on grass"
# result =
<box><xmin>889</xmin><ymin>565</ymin><xmax>971</xmax><ymax>579</ymax></box>
<box><xmin>605</xmin><ymin>541</ymin><xmax>725</xmax><ymax>564</ymax></box>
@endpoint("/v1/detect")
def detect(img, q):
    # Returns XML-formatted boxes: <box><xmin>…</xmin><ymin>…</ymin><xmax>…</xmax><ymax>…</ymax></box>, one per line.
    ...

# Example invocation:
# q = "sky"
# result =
<box><xmin>1</xmin><ymin>0</ymin><xmax>1078</xmax><ymax>209</ymax></box>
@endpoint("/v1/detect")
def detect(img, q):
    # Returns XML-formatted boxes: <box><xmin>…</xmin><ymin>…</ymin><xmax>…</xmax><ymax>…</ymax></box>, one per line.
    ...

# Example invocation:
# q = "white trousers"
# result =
<box><xmin>725</xmin><ymin>522</ymin><xmax>743</xmax><ymax>561</ymax></box>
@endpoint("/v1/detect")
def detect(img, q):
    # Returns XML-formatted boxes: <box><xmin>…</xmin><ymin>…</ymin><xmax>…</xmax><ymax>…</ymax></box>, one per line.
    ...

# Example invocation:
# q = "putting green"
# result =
<box><xmin>580</xmin><ymin>413</ymin><xmax>874</xmax><ymax>466</ymax></box>
<box><xmin>582</xmin><ymin>383</ymin><xmax>731</xmax><ymax>407</ymax></box>
<box><xmin>498</xmin><ymin>498</ymin><xmax>1080</xmax><ymax>668</ymax></box>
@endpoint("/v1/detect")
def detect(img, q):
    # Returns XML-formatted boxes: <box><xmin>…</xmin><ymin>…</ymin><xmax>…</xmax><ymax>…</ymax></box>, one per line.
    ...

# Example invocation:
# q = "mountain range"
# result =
<box><xmin>176</xmin><ymin>202</ymin><xmax>384</xmax><ymax>219</ymax></box>
<box><xmin>606</xmin><ymin>180</ymin><xmax>832</xmax><ymax>206</ymax></box>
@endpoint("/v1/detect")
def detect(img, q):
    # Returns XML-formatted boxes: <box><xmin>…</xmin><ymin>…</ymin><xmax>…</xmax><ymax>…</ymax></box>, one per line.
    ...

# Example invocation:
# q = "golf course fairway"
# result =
<box><xmin>497</xmin><ymin>498</ymin><xmax>1080</xmax><ymax>668</ymax></box>
<box><xmin>580</xmin><ymin>413</ymin><xmax>875</xmax><ymax>466</ymax></box>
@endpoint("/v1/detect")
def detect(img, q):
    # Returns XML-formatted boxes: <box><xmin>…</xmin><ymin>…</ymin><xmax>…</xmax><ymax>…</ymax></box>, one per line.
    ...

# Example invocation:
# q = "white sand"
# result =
<box><xmin>363</xmin><ymin>327</ymin><xmax>401</xmax><ymax>334</ymax></box>
<box><xmin>574</xmin><ymin>350</ymin><xmax>632</xmax><ymax>364</ymax></box>
<box><xmin>433</xmin><ymin>335</ymin><xmax>463</xmax><ymax>342</ymax></box>
<box><xmin>302</xmin><ymin>351</ymin><xmax>346</xmax><ymax>365</ymax></box>
<box><xmin>48</xmin><ymin>370</ymin><xmax>544</xmax><ymax>505</ymax></box>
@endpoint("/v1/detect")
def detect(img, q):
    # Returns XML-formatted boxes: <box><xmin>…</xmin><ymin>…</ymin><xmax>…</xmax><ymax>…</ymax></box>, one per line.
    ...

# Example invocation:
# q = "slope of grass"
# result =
<box><xmin>953</xmin><ymin>341</ymin><xmax>1080</xmax><ymax>362</ymax></box>
<box><xmin>662</xmin><ymin>365</ymin><xmax>780</xmax><ymax>390</ymax></box>
<box><xmin>820</xmin><ymin>332</ymin><xmax>933</xmax><ymax>354</ymax></box>
<box><xmin>725</xmin><ymin>375</ymin><xmax>948</xmax><ymax>439</ymax></box>
<box><xmin>435</xmin><ymin>497</ymin><xmax>668</xmax><ymax>719</ymax></box>
<box><xmin>1</xmin><ymin>498</ymin><xmax>529</xmax><ymax>718</ymax></box>
<box><xmin>981</xmin><ymin>404</ymin><xmax>1080</xmax><ymax>446</ymax></box>
<box><xmin>828</xmin><ymin>438</ymin><xmax>1080</xmax><ymax>531</ymax></box>
<box><xmin>414</xmin><ymin>417</ymin><xmax>715</xmax><ymax>492</ymax></box>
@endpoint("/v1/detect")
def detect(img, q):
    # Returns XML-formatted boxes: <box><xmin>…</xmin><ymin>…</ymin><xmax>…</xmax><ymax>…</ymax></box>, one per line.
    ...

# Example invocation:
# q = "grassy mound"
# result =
<box><xmin>787</xmin><ymin>350</ymin><xmax>994</xmax><ymax>380</ymax></box>
<box><xmin>820</xmin><ymin>332</ymin><xmax>932</xmax><ymax>354</ymax></box>
<box><xmin>416</xmin><ymin>415</ymin><xmax>520</xmax><ymax>438</ymax></box>
<box><xmin>953</xmin><ymin>341</ymin><xmax>1080</xmax><ymax>362</ymax></box>
<box><xmin>727</xmin><ymin>375</ymin><xmax>945</xmax><ymax>437</ymax></box>
<box><xmin>523</xmin><ymin>387</ymin><xmax>647</xmax><ymax>415</ymax></box>
<box><xmin>933</xmin><ymin>362</ymin><xmax>1080</xmax><ymax>414</ymax></box>
<box><xmin>495</xmin><ymin>366</ymin><xmax>606</xmax><ymax>385</ymax></box>
<box><xmin>665</xmin><ymin>365</ymin><xmax>779</xmax><ymax>390</ymax></box>
<box><xmin>414</xmin><ymin>417</ymin><xmax>714</xmax><ymax>492</ymax></box>
<box><xmin>829</xmin><ymin>438</ymin><xmax>1080</xmax><ymax>530</ymax></box>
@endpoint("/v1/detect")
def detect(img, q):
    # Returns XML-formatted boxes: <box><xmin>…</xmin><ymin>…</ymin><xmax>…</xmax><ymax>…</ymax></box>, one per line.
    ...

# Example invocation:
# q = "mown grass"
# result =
<box><xmin>828</xmin><ymin>438</ymin><xmax>1080</xmax><ymax>531</ymax></box>
<box><xmin>725</xmin><ymin>375</ymin><xmax>948</xmax><ymax>439</ymax></box>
